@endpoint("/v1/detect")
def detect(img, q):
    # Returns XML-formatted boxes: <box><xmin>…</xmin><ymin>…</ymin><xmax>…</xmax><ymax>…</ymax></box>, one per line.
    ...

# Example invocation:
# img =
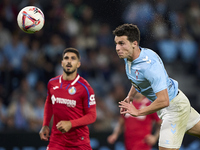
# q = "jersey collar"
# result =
<box><xmin>59</xmin><ymin>74</ymin><xmax>80</xmax><ymax>85</ymax></box>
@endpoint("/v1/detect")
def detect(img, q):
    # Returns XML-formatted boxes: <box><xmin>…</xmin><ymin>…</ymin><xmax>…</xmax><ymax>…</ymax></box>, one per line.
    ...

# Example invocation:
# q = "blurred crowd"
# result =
<box><xmin>0</xmin><ymin>0</ymin><xmax>200</xmax><ymax>133</ymax></box>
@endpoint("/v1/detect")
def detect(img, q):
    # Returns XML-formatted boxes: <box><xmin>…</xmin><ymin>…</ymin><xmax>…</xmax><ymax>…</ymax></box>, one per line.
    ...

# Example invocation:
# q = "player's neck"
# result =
<box><xmin>62</xmin><ymin>72</ymin><xmax>77</xmax><ymax>81</ymax></box>
<box><xmin>128</xmin><ymin>47</ymin><xmax>141</xmax><ymax>62</ymax></box>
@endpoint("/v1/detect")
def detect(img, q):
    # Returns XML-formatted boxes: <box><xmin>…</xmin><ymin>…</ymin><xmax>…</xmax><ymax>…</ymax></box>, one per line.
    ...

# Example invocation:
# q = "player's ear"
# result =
<box><xmin>61</xmin><ymin>60</ymin><xmax>64</xmax><ymax>67</ymax></box>
<box><xmin>132</xmin><ymin>41</ymin><xmax>138</xmax><ymax>47</ymax></box>
<box><xmin>77</xmin><ymin>61</ymin><xmax>81</xmax><ymax>68</ymax></box>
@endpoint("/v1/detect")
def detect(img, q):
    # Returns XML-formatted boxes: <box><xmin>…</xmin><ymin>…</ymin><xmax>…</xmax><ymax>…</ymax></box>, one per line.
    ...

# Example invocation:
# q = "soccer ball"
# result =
<box><xmin>17</xmin><ymin>6</ymin><xmax>45</xmax><ymax>34</ymax></box>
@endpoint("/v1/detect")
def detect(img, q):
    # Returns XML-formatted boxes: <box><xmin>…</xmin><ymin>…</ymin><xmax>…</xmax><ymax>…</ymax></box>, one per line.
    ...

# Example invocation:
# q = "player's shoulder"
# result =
<box><xmin>131</xmin><ymin>48</ymin><xmax>154</xmax><ymax>71</ymax></box>
<box><xmin>78</xmin><ymin>76</ymin><xmax>94</xmax><ymax>92</ymax></box>
<box><xmin>48</xmin><ymin>75</ymin><xmax>61</xmax><ymax>85</ymax></box>
<box><xmin>78</xmin><ymin>76</ymin><xmax>92</xmax><ymax>87</ymax></box>
<box><xmin>77</xmin><ymin>76</ymin><xmax>95</xmax><ymax>96</ymax></box>
<box><xmin>140</xmin><ymin>47</ymin><xmax>161</xmax><ymax>67</ymax></box>
<box><xmin>141</xmin><ymin>47</ymin><xmax>158</xmax><ymax>58</ymax></box>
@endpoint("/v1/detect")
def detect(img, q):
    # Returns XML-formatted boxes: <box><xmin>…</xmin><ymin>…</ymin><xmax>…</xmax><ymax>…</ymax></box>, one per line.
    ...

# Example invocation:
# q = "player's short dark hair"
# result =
<box><xmin>62</xmin><ymin>48</ymin><xmax>80</xmax><ymax>60</ymax></box>
<box><xmin>113</xmin><ymin>24</ymin><xmax>140</xmax><ymax>44</ymax></box>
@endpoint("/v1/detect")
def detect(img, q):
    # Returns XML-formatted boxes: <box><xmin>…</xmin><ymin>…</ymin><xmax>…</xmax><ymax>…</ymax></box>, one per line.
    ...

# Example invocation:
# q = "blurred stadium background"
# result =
<box><xmin>0</xmin><ymin>0</ymin><xmax>200</xmax><ymax>149</ymax></box>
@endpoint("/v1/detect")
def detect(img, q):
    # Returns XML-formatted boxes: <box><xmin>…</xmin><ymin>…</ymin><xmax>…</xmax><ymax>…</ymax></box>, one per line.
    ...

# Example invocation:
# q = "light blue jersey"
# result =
<box><xmin>125</xmin><ymin>47</ymin><xmax>178</xmax><ymax>102</ymax></box>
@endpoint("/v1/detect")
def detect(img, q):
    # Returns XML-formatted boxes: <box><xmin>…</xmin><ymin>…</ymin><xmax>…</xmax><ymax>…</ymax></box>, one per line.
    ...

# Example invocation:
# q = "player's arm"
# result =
<box><xmin>57</xmin><ymin>86</ymin><xmax>96</xmax><ymax>133</ymax></box>
<box><xmin>120</xmin><ymin>62</ymin><xmax>169</xmax><ymax>116</ymax></box>
<box><xmin>144</xmin><ymin>117</ymin><xmax>162</xmax><ymax>146</ymax></box>
<box><xmin>57</xmin><ymin>104</ymin><xmax>96</xmax><ymax>133</ymax></box>
<box><xmin>120</xmin><ymin>85</ymin><xmax>137</xmax><ymax>114</ymax></box>
<box><xmin>133</xmin><ymin>60</ymin><xmax>169</xmax><ymax>116</ymax></box>
<box><xmin>127</xmin><ymin>85</ymin><xmax>137</xmax><ymax>102</ymax></box>
<box><xmin>39</xmin><ymin>84</ymin><xmax>53</xmax><ymax>141</ymax></box>
<box><xmin>138</xmin><ymin>89</ymin><xmax>169</xmax><ymax>116</ymax></box>
<box><xmin>70</xmin><ymin>95</ymin><xmax>96</xmax><ymax>128</ymax></box>
<box><xmin>119</xmin><ymin>89</ymin><xmax>169</xmax><ymax>116</ymax></box>
<box><xmin>107</xmin><ymin>116</ymin><xmax>124</xmax><ymax>144</ymax></box>
<box><xmin>42</xmin><ymin>95</ymin><xmax>53</xmax><ymax>127</ymax></box>
<box><xmin>56</xmin><ymin>105</ymin><xmax>96</xmax><ymax>133</ymax></box>
<box><xmin>153</xmin><ymin>119</ymin><xmax>162</xmax><ymax>140</ymax></box>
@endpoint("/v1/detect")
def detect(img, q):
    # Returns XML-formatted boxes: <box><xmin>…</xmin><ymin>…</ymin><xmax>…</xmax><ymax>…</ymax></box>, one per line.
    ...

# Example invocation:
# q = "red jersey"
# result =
<box><xmin>43</xmin><ymin>74</ymin><xmax>96</xmax><ymax>147</ymax></box>
<box><xmin>123</xmin><ymin>98</ymin><xmax>160</xmax><ymax>150</ymax></box>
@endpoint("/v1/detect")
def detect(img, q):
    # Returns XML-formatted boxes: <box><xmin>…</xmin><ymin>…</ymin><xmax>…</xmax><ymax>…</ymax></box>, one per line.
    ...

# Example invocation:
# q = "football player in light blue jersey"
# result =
<box><xmin>114</xmin><ymin>24</ymin><xmax>200</xmax><ymax>150</ymax></box>
<box><xmin>124</xmin><ymin>47</ymin><xmax>178</xmax><ymax>102</ymax></box>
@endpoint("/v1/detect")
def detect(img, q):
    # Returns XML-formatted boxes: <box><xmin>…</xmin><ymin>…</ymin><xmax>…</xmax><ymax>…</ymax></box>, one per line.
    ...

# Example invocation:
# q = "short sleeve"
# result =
<box><xmin>144</xmin><ymin>62</ymin><xmax>167</xmax><ymax>93</ymax></box>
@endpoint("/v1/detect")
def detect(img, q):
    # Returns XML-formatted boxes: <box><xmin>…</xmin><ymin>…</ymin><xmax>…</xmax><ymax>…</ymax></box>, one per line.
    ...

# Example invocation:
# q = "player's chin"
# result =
<box><xmin>118</xmin><ymin>55</ymin><xmax>125</xmax><ymax>59</ymax></box>
<box><xmin>66</xmin><ymin>68</ymin><xmax>71</xmax><ymax>72</ymax></box>
<box><xmin>64</xmin><ymin>68</ymin><xmax>72</xmax><ymax>74</ymax></box>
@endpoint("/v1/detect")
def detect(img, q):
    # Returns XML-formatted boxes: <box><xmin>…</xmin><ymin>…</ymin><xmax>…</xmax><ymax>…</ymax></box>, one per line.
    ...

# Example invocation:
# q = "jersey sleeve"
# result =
<box><xmin>42</xmin><ymin>82</ymin><xmax>53</xmax><ymax>126</ymax></box>
<box><xmin>144</xmin><ymin>62</ymin><xmax>168</xmax><ymax>93</ymax></box>
<box><xmin>70</xmin><ymin>84</ymin><xmax>96</xmax><ymax>128</ymax></box>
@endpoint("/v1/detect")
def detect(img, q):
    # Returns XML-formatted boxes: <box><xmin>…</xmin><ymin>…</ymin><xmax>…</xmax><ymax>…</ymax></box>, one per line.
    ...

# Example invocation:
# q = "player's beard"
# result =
<box><xmin>63</xmin><ymin>68</ymin><xmax>76</xmax><ymax>76</ymax></box>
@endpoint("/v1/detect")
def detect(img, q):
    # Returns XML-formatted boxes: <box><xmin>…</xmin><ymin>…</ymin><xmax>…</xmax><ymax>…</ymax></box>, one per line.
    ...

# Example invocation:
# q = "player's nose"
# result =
<box><xmin>116</xmin><ymin>44</ymin><xmax>120</xmax><ymax>51</ymax></box>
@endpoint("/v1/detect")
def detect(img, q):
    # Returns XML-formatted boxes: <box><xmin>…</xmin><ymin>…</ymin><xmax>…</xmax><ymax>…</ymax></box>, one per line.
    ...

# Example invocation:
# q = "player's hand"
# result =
<box><xmin>56</xmin><ymin>121</ymin><xmax>72</xmax><ymax>133</ymax></box>
<box><xmin>39</xmin><ymin>126</ymin><xmax>50</xmax><ymax>141</ymax></box>
<box><xmin>119</xmin><ymin>101</ymin><xmax>139</xmax><ymax>117</ymax></box>
<box><xmin>119</xmin><ymin>96</ymin><xmax>131</xmax><ymax>115</ymax></box>
<box><xmin>144</xmin><ymin>134</ymin><xmax>157</xmax><ymax>146</ymax></box>
<box><xmin>107</xmin><ymin>133</ymin><xmax>118</xmax><ymax>144</ymax></box>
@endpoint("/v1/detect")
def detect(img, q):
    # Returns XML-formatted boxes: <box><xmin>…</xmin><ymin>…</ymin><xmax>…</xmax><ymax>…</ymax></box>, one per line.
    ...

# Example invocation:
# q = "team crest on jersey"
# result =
<box><xmin>135</xmin><ymin>69</ymin><xmax>139</xmax><ymax>79</ymax></box>
<box><xmin>68</xmin><ymin>86</ymin><xmax>76</xmax><ymax>95</ymax></box>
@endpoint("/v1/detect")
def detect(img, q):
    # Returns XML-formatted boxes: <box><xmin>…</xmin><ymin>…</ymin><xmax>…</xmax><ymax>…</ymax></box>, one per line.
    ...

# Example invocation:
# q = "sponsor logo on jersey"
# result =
<box><xmin>53</xmin><ymin>86</ymin><xmax>59</xmax><ymax>90</ymax></box>
<box><xmin>68</xmin><ymin>86</ymin><xmax>76</xmax><ymax>95</ymax></box>
<box><xmin>130</xmin><ymin>80</ymin><xmax>141</xmax><ymax>92</ymax></box>
<box><xmin>143</xmin><ymin>56</ymin><xmax>151</xmax><ymax>63</ymax></box>
<box><xmin>89</xmin><ymin>94</ymin><xmax>96</xmax><ymax>105</ymax></box>
<box><xmin>51</xmin><ymin>95</ymin><xmax>76</xmax><ymax>107</ymax></box>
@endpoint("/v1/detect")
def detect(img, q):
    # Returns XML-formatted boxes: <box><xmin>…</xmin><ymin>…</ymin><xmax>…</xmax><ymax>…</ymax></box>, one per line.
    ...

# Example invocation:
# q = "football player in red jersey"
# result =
<box><xmin>39</xmin><ymin>48</ymin><xmax>97</xmax><ymax>150</ymax></box>
<box><xmin>107</xmin><ymin>92</ymin><xmax>161</xmax><ymax>150</ymax></box>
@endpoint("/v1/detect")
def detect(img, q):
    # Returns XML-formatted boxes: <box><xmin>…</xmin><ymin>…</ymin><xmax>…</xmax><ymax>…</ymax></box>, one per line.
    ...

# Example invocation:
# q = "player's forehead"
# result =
<box><xmin>63</xmin><ymin>52</ymin><xmax>77</xmax><ymax>58</ymax></box>
<box><xmin>114</xmin><ymin>35</ymin><xmax>128</xmax><ymax>43</ymax></box>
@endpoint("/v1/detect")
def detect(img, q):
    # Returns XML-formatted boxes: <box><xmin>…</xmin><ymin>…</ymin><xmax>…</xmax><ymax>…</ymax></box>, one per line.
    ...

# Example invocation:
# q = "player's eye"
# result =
<box><xmin>64</xmin><ymin>56</ymin><xmax>69</xmax><ymax>60</ymax></box>
<box><xmin>71</xmin><ymin>56</ymin><xmax>77</xmax><ymax>60</ymax></box>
